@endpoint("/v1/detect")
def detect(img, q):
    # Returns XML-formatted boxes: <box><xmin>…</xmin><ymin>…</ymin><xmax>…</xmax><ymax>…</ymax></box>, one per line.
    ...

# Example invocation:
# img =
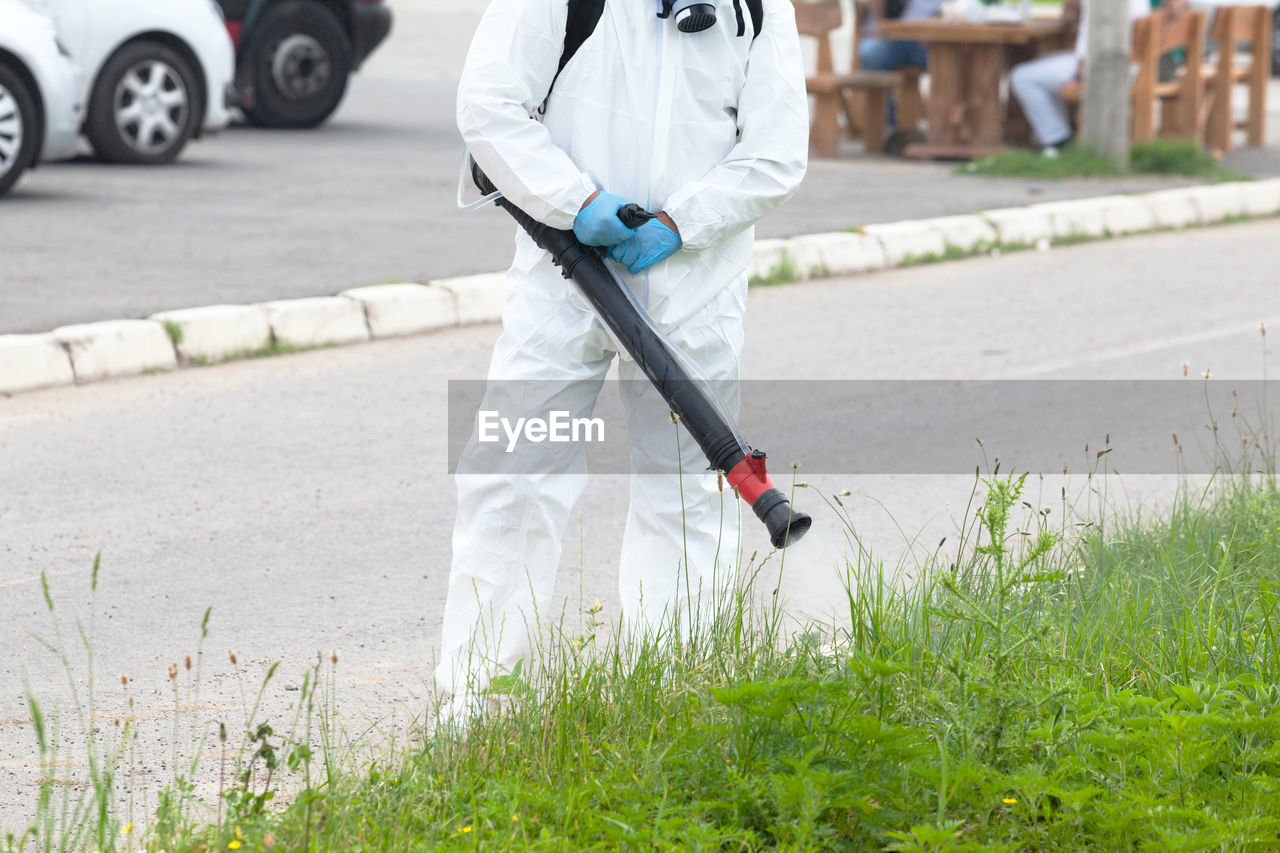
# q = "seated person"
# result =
<box><xmin>1152</xmin><ymin>0</ymin><xmax>1191</xmax><ymax>81</ymax></box>
<box><xmin>859</xmin><ymin>0</ymin><xmax>941</xmax><ymax>128</ymax></box>
<box><xmin>1009</xmin><ymin>0</ymin><xmax>1151</xmax><ymax>154</ymax></box>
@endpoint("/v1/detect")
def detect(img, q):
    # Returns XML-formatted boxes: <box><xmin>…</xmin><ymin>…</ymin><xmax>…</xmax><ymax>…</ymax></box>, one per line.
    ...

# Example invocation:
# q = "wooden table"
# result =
<box><xmin>878</xmin><ymin>18</ymin><xmax>1073</xmax><ymax>159</ymax></box>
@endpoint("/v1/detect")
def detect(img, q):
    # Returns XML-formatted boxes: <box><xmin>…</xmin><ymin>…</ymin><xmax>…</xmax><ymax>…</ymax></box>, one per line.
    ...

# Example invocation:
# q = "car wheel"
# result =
<box><xmin>85</xmin><ymin>41</ymin><xmax>199</xmax><ymax>165</ymax></box>
<box><xmin>0</xmin><ymin>63</ymin><xmax>39</xmax><ymax>197</ymax></box>
<box><xmin>240</xmin><ymin>0</ymin><xmax>352</xmax><ymax>129</ymax></box>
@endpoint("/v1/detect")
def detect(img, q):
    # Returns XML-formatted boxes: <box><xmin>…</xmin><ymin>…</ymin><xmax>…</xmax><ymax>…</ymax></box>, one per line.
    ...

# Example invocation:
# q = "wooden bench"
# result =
<box><xmin>1204</xmin><ymin>5</ymin><xmax>1270</xmax><ymax>152</ymax></box>
<box><xmin>793</xmin><ymin>0</ymin><xmax>903</xmax><ymax>156</ymax></box>
<box><xmin>1152</xmin><ymin>8</ymin><xmax>1207</xmax><ymax>143</ymax></box>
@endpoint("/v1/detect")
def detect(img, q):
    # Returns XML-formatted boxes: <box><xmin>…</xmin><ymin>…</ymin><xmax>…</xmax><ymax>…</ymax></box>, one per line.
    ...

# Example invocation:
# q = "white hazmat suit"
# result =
<box><xmin>437</xmin><ymin>0</ymin><xmax>809</xmax><ymax>707</ymax></box>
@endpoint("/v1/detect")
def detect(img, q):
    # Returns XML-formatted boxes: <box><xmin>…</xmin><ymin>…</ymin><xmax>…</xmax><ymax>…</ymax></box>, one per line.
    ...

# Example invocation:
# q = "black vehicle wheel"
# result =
<box><xmin>0</xmin><ymin>63</ymin><xmax>39</xmax><ymax>197</ymax></box>
<box><xmin>240</xmin><ymin>0</ymin><xmax>352</xmax><ymax>128</ymax></box>
<box><xmin>85</xmin><ymin>41</ymin><xmax>199</xmax><ymax>165</ymax></box>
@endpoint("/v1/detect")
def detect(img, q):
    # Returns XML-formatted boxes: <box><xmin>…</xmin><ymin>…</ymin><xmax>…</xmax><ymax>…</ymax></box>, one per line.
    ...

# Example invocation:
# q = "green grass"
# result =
<box><xmin>898</xmin><ymin>238</ymin><xmax>1045</xmax><ymax>267</ymax></box>
<box><xmin>1049</xmin><ymin>229</ymin><xmax>1098</xmax><ymax>247</ymax></box>
<box><xmin>898</xmin><ymin>241</ymin><xmax>1000</xmax><ymax>267</ymax></box>
<box><xmin>227</xmin><ymin>338</ymin><xmax>329</xmax><ymax>362</ymax></box>
<box><xmin>960</xmin><ymin>143</ymin><xmax>1126</xmax><ymax>179</ymax></box>
<box><xmin>958</xmin><ymin>140</ymin><xmax>1248</xmax><ymax>182</ymax></box>
<box><xmin>162</xmin><ymin>320</ymin><xmax>184</xmax><ymax>348</ymax></box>
<box><xmin>1130</xmin><ymin>139</ymin><xmax>1246</xmax><ymax>180</ymax></box>
<box><xmin>748</xmin><ymin>251</ymin><xmax>798</xmax><ymax>287</ymax></box>
<box><xmin>18</xmin><ymin>460</ymin><xmax>1280</xmax><ymax>851</ymax></box>
<box><xmin>184</xmin><ymin>338</ymin><xmax>333</xmax><ymax>368</ymax></box>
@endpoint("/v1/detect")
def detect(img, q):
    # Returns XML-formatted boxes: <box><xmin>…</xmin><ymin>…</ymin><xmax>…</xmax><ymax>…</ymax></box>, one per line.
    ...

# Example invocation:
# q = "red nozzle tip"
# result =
<box><xmin>726</xmin><ymin>451</ymin><xmax>776</xmax><ymax>507</ymax></box>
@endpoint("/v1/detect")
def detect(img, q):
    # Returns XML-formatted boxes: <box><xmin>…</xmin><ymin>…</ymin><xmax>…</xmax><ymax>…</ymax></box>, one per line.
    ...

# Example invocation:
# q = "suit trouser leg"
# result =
<box><xmin>435</xmin><ymin>271</ymin><xmax>614</xmax><ymax>701</ymax></box>
<box><xmin>617</xmin><ymin>284</ymin><xmax>746</xmax><ymax>640</ymax></box>
<box><xmin>1009</xmin><ymin>51</ymin><xmax>1078</xmax><ymax>147</ymax></box>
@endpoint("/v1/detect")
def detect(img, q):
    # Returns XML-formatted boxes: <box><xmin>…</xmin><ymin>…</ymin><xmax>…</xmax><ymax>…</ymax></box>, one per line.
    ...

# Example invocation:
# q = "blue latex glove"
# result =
<box><xmin>608</xmin><ymin>219</ymin><xmax>682</xmax><ymax>274</ymax></box>
<box><xmin>573</xmin><ymin>191</ymin><xmax>634</xmax><ymax>247</ymax></box>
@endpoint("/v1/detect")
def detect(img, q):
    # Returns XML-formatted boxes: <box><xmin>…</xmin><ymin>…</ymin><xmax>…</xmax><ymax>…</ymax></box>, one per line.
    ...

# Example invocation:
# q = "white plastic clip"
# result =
<box><xmin>456</xmin><ymin>149</ymin><xmax>503</xmax><ymax>211</ymax></box>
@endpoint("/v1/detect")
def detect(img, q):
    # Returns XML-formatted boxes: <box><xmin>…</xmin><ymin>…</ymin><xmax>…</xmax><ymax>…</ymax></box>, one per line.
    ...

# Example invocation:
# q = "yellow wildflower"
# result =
<box><xmin>1002</xmin><ymin>797</ymin><xmax>1017</xmax><ymax>805</ymax></box>
<box><xmin>120</xmin><ymin>823</ymin><xmax>134</xmax><ymax>835</ymax></box>
<box><xmin>228</xmin><ymin>842</ymin><xmax>241</xmax><ymax>850</ymax></box>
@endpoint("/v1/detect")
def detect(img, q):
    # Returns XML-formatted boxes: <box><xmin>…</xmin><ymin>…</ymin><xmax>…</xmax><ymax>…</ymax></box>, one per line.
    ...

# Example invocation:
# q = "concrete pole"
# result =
<box><xmin>1080</xmin><ymin>0</ymin><xmax>1131</xmax><ymax>163</ymax></box>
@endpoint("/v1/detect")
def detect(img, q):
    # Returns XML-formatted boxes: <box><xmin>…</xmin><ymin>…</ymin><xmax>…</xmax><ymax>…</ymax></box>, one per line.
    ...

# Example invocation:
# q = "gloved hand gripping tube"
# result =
<box><xmin>471</xmin><ymin>161</ymin><xmax>811</xmax><ymax>548</ymax></box>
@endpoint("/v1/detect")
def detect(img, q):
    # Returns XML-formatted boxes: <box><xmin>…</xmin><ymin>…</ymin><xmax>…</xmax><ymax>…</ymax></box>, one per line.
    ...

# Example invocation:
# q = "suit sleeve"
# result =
<box><xmin>662</xmin><ymin>0</ymin><xmax>810</xmax><ymax>250</ymax></box>
<box><xmin>456</xmin><ymin>0</ymin><xmax>597</xmax><ymax>229</ymax></box>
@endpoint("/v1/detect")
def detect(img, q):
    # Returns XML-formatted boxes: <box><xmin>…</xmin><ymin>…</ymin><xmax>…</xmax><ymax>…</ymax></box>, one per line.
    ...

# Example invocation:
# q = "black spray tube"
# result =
<box><xmin>472</xmin><ymin>163</ymin><xmax>810</xmax><ymax>548</ymax></box>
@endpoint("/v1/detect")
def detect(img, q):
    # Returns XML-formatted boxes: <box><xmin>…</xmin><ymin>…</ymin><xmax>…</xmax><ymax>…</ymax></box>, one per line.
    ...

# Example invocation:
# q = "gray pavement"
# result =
<box><xmin>3</xmin><ymin>222</ymin><xmax>1280</xmax><ymax>827</ymax></box>
<box><xmin>1</xmin><ymin>0</ymin><xmax>1277</xmax><ymax>334</ymax></box>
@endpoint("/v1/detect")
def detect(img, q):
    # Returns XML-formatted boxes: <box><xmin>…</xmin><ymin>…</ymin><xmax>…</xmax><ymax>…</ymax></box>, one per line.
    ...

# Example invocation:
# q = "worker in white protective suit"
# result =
<box><xmin>436</xmin><ymin>0</ymin><xmax>809</xmax><ymax>720</ymax></box>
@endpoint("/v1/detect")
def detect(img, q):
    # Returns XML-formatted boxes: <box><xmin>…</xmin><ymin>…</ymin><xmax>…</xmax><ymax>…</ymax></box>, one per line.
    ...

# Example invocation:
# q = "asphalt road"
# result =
<box><xmin>3</xmin><ymin>222</ymin><xmax>1280</xmax><ymax>827</ymax></box>
<box><xmin>3</xmin><ymin>0</ymin><xmax>1278</xmax><ymax>334</ymax></box>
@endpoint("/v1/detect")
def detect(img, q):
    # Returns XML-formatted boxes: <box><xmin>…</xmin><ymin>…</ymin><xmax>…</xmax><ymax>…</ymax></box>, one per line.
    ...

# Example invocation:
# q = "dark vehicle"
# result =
<box><xmin>216</xmin><ymin>0</ymin><xmax>392</xmax><ymax>128</ymax></box>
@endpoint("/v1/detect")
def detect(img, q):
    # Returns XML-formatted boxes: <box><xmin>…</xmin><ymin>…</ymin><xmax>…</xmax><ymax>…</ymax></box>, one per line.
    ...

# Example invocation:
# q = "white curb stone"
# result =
<box><xmin>1033</xmin><ymin>197</ymin><xmax>1113</xmax><ymax>240</ymax></box>
<box><xmin>1240</xmin><ymin>179</ymin><xmax>1280</xmax><ymax>217</ymax></box>
<box><xmin>261</xmin><ymin>297</ymin><xmax>370</xmax><ymax>348</ymax></box>
<box><xmin>1142</xmin><ymin>187</ymin><xmax>1203</xmax><ymax>228</ymax></box>
<box><xmin>781</xmin><ymin>235</ymin><xmax>825</xmax><ymax>279</ymax></box>
<box><xmin>921</xmin><ymin>214</ymin><xmax>998</xmax><ymax>252</ymax></box>
<box><xmin>749</xmin><ymin>238</ymin><xmax>792</xmax><ymax>281</ymax></box>
<box><xmin>433</xmin><ymin>273</ymin><xmax>509</xmax><ymax>325</ymax></box>
<box><xmin>789</xmin><ymin>232</ymin><xmax>887</xmax><ymax>277</ymax></box>
<box><xmin>0</xmin><ymin>334</ymin><xmax>75</xmax><ymax>394</ymax></box>
<box><xmin>1098</xmin><ymin>195</ymin><xmax>1158</xmax><ymax>235</ymax></box>
<box><xmin>1189</xmin><ymin>183</ymin><xmax>1246</xmax><ymax>223</ymax></box>
<box><xmin>980</xmin><ymin>206</ymin><xmax>1053</xmax><ymax>246</ymax></box>
<box><xmin>340</xmin><ymin>283</ymin><xmax>460</xmax><ymax>338</ymax></box>
<box><xmin>149</xmin><ymin>304</ymin><xmax>272</xmax><ymax>363</ymax></box>
<box><xmin>52</xmin><ymin>320</ymin><xmax>177</xmax><ymax>383</ymax></box>
<box><xmin>861</xmin><ymin>220</ymin><xmax>947</xmax><ymax>265</ymax></box>
<box><xmin>4</xmin><ymin>183</ymin><xmax>1276</xmax><ymax>400</ymax></box>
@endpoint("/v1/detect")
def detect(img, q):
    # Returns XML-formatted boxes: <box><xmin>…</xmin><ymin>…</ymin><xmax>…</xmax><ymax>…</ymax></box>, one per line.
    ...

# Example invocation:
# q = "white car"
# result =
<box><xmin>0</xmin><ymin>0</ymin><xmax>80</xmax><ymax>195</ymax></box>
<box><xmin>25</xmin><ymin>0</ymin><xmax>235</xmax><ymax>164</ymax></box>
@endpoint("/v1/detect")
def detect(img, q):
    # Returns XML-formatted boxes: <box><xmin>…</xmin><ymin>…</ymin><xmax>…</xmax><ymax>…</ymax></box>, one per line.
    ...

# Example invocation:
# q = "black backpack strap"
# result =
<box><xmin>539</xmin><ymin>0</ymin><xmax>606</xmax><ymax>114</ymax></box>
<box><xmin>732</xmin><ymin>0</ymin><xmax>764</xmax><ymax>38</ymax></box>
<box><xmin>746</xmin><ymin>0</ymin><xmax>763</xmax><ymax>39</ymax></box>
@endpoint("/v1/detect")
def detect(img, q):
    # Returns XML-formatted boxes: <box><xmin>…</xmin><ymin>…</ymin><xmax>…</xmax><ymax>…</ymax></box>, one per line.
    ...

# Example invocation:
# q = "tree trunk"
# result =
<box><xmin>1081</xmin><ymin>0</ymin><xmax>1131</xmax><ymax>163</ymax></box>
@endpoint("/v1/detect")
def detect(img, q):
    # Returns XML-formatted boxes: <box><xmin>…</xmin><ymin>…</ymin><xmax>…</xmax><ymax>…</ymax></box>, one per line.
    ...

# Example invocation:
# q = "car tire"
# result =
<box><xmin>240</xmin><ymin>1</ymin><xmax>352</xmax><ymax>129</ymax></box>
<box><xmin>0</xmin><ymin>63</ymin><xmax>39</xmax><ymax>197</ymax></box>
<box><xmin>85</xmin><ymin>41</ymin><xmax>200</xmax><ymax>165</ymax></box>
